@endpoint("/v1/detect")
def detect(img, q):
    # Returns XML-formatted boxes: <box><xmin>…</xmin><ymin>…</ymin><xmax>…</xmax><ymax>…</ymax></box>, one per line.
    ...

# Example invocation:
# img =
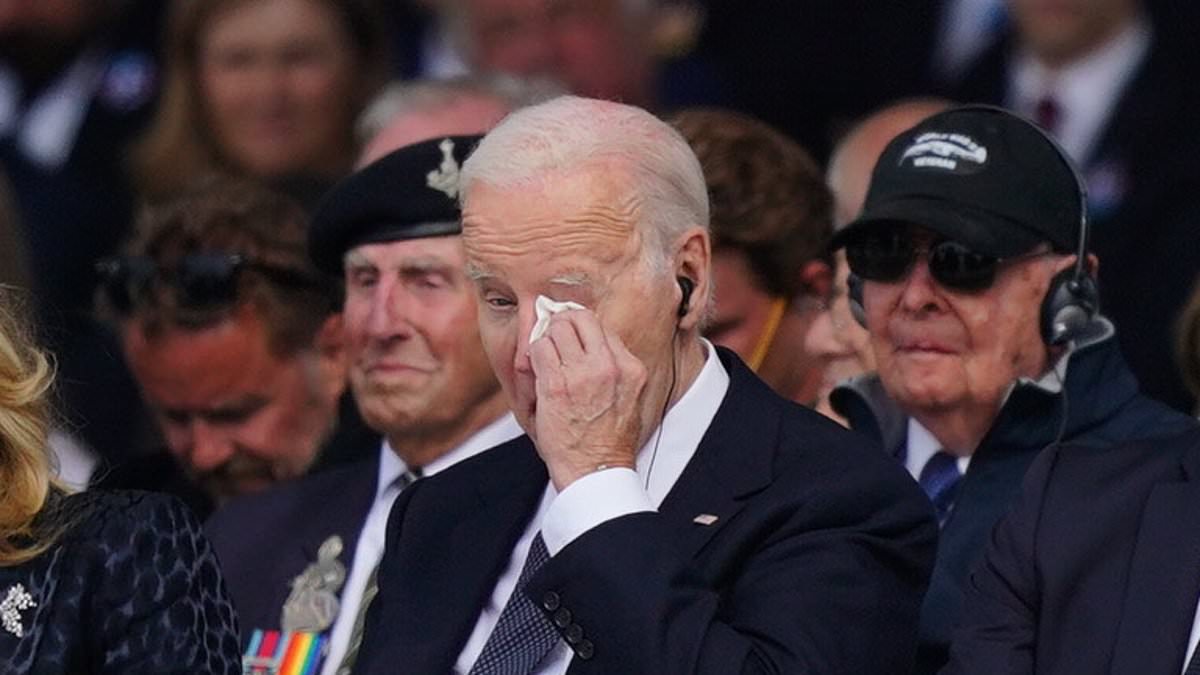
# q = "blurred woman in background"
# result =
<box><xmin>133</xmin><ymin>0</ymin><xmax>388</xmax><ymax>206</ymax></box>
<box><xmin>0</xmin><ymin>288</ymin><xmax>240</xmax><ymax>674</ymax></box>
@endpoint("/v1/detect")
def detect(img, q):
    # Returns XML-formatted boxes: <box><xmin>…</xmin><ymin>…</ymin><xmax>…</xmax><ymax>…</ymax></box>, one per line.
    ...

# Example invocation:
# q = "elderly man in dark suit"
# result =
<box><xmin>945</xmin><ymin>426</ymin><xmax>1200</xmax><ymax>674</ymax></box>
<box><xmin>350</xmin><ymin>95</ymin><xmax>937</xmax><ymax>674</ymax></box>
<box><xmin>207</xmin><ymin>135</ymin><xmax>522</xmax><ymax>674</ymax></box>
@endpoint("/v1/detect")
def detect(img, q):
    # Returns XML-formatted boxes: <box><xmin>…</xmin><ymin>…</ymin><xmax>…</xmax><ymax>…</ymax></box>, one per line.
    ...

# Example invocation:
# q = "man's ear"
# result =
<box><xmin>314</xmin><ymin>313</ymin><xmax>349</xmax><ymax>399</ymax></box>
<box><xmin>673</xmin><ymin>227</ymin><xmax>711</xmax><ymax>330</ymax></box>
<box><xmin>797</xmin><ymin>259</ymin><xmax>833</xmax><ymax>302</ymax></box>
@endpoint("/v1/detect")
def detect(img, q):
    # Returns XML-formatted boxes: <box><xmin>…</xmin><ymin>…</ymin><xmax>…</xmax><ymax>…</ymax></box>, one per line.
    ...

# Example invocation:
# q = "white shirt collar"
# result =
<box><xmin>1009</xmin><ymin>15</ymin><xmax>1151</xmax><ymax>163</ymax></box>
<box><xmin>633</xmin><ymin>337</ymin><xmax>730</xmax><ymax>505</ymax></box>
<box><xmin>905</xmin><ymin>418</ymin><xmax>971</xmax><ymax>479</ymax></box>
<box><xmin>376</xmin><ymin>412</ymin><xmax>524</xmax><ymax>502</ymax></box>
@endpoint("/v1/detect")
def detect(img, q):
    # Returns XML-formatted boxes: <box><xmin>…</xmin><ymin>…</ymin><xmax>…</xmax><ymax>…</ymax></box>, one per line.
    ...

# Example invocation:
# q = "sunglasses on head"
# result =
<box><xmin>95</xmin><ymin>252</ymin><xmax>325</xmax><ymax>315</ymax></box>
<box><xmin>843</xmin><ymin>225</ymin><xmax>1043</xmax><ymax>292</ymax></box>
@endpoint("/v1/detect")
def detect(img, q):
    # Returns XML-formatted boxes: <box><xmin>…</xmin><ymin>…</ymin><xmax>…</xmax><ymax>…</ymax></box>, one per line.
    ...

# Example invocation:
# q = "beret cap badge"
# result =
<box><xmin>426</xmin><ymin>138</ymin><xmax>461</xmax><ymax>200</ymax></box>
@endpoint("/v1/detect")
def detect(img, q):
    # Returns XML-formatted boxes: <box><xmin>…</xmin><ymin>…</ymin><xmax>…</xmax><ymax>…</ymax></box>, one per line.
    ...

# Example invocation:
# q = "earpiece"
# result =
<box><xmin>1040</xmin><ymin>268</ymin><xmax>1099</xmax><ymax>346</ymax></box>
<box><xmin>847</xmin><ymin>273</ymin><xmax>867</xmax><ymax>328</ymax></box>
<box><xmin>676</xmin><ymin>277</ymin><xmax>694</xmax><ymax>319</ymax></box>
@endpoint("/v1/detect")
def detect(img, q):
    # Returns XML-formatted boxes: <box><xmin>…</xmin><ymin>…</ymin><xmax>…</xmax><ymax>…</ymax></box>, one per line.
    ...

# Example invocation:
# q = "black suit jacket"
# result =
<box><xmin>950</xmin><ymin>29</ymin><xmax>1200</xmax><ymax>413</ymax></box>
<box><xmin>206</xmin><ymin>456</ymin><xmax>379</xmax><ymax>643</ymax></box>
<box><xmin>354</xmin><ymin>349</ymin><xmax>937</xmax><ymax>674</ymax></box>
<box><xmin>944</xmin><ymin>427</ymin><xmax>1200</xmax><ymax>674</ymax></box>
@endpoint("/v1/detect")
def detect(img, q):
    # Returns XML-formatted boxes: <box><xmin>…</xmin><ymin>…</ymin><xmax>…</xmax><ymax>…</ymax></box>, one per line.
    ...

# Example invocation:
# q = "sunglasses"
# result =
<box><xmin>95</xmin><ymin>252</ymin><xmax>326</xmax><ymax>315</ymax></box>
<box><xmin>843</xmin><ymin>227</ymin><xmax>1044</xmax><ymax>292</ymax></box>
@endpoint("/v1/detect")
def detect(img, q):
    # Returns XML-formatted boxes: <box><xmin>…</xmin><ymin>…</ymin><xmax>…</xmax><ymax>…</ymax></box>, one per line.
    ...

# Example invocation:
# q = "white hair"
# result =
<box><xmin>355</xmin><ymin>75</ymin><xmax>561</xmax><ymax>145</ymax></box>
<box><xmin>460</xmin><ymin>95</ymin><xmax>709</xmax><ymax>273</ymax></box>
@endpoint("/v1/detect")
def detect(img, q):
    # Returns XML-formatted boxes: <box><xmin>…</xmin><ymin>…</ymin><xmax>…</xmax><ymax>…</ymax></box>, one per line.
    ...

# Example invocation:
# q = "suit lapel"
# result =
<box><xmin>1110</xmin><ymin>443</ymin><xmax>1200</xmax><ymax>674</ymax></box>
<box><xmin>658</xmin><ymin>351</ymin><xmax>775</xmax><ymax>560</ymax></box>
<box><xmin>389</xmin><ymin>437</ymin><xmax>548</xmax><ymax>673</ymax></box>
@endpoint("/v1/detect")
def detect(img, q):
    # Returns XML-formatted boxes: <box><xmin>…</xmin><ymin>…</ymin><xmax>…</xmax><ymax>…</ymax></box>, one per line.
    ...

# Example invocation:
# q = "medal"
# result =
<box><xmin>281</xmin><ymin>535</ymin><xmax>346</xmax><ymax>633</ymax></box>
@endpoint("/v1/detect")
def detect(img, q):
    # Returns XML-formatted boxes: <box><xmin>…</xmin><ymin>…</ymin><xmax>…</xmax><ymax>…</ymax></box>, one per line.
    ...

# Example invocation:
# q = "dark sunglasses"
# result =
<box><xmin>95</xmin><ymin>252</ymin><xmax>326</xmax><ymax>314</ymax></box>
<box><xmin>843</xmin><ymin>226</ymin><xmax>1042</xmax><ymax>292</ymax></box>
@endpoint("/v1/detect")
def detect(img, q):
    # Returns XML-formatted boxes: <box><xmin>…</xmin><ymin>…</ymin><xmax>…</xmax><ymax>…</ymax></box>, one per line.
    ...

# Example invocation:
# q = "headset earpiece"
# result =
<box><xmin>847</xmin><ymin>273</ymin><xmax>867</xmax><ymax>328</ymax></box>
<box><xmin>677</xmin><ymin>277</ymin><xmax>694</xmax><ymax>319</ymax></box>
<box><xmin>1040</xmin><ymin>267</ymin><xmax>1099</xmax><ymax>346</ymax></box>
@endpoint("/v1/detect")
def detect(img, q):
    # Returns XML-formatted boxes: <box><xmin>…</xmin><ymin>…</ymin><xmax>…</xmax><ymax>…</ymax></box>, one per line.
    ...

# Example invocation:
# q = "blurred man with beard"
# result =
<box><xmin>109</xmin><ymin>178</ymin><xmax>368</xmax><ymax>514</ymax></box>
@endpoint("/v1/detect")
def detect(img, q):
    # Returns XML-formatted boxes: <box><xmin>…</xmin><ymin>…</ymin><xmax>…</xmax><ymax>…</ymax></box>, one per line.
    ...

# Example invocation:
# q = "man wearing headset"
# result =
<box><xmin>829</xmin><ymin>105</ymin><xmax>1197</xmax><ymax>674</ymax></box>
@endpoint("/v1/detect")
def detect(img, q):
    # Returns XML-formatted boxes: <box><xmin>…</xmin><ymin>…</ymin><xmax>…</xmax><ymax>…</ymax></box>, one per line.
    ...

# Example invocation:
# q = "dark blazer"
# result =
<box><xmin>835</xmin><ymin>332</ymin><xmax>1198</xmax><ymax>673</ymax></box>
<box><xmin>944</xmin><ymin>426</ymin><xmax>1200</xmax><ymax>675</ymax></box>
<box><xmin>950</xmin><ymin>28</ymin><xmax>1200</xmax><ymax>413</ymax></box>
<box><xmin>0</xmin><ymin>490</ymin><xmax>241</xmax><ymax>674</ymax></box>
<box><xmin>353</xmin><ymin>348</ymin><xmax>938</xmax><ymax>674</ymax></box>
<box><xmin>206</xmin><ymin>456</ymin><xmax>379</xmax><ymax>643</ymax></box>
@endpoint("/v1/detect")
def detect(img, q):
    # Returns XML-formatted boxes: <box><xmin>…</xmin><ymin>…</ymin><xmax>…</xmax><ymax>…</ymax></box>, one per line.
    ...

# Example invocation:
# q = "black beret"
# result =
<box><xmin>308</xmin><ymin>135</ymin><xmax>483</xmax><ymax>275</ymax></box>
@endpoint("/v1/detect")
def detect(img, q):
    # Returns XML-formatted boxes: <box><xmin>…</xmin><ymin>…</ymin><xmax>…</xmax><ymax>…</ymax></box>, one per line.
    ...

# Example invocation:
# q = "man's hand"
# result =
<box><xmin>528</xmin><ymin>309</ymin><xmax>648</xmax><ymax>491</ymax></box>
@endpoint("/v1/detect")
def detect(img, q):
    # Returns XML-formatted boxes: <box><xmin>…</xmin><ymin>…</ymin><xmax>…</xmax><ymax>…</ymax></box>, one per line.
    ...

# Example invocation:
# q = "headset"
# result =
<box><xmin>845</xmin><ymin>105</ymin><xmax>1098</xmax><ymax>347</ymax></box>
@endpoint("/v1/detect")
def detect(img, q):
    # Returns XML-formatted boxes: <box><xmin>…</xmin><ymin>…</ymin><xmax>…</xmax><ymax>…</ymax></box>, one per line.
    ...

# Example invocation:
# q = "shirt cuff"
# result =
<box><xmin>541</xmin><ymin>468</ymin><xmax>655</xmax><ymax>556</ymax></box>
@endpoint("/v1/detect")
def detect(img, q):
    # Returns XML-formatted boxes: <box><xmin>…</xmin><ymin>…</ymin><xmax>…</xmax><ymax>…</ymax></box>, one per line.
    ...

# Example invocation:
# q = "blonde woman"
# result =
<box><xmin>0</xmin><ymin>291</ymin><xmax>240</xmax><ymax>673</ymax></box>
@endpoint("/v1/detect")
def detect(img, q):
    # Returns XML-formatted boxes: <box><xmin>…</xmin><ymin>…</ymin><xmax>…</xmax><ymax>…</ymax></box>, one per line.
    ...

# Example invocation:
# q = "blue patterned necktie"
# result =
<box><xmin>468</xmin><ymin>533</ymin><xmax>560</xmax><ymax>675</ymax></box>
<box><xmin>919</xmin><ymin>451</ymin><xmax>963</xmax><ymax>527</ymax></box>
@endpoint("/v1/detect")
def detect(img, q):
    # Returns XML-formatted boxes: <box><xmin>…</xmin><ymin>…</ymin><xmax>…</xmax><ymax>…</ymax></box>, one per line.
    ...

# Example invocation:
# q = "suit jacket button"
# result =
<box><xmin>553</xmin><ymin>607</ymin><xmax>572</xmax><ymax>628</ymax></box>
<box><xmin>564</xmin><ymin>623</ymin><xmax>584</xmax><ymax>645</ymax></box>
<box><xmin>542</xmin><ymin>592</ymin><xmax>561</xmax><ymax>611</ymax></box>
<box><xmin>576</xmin><ymin>639</ymin><xmax>595</xmax><ymax>660</ymax></box>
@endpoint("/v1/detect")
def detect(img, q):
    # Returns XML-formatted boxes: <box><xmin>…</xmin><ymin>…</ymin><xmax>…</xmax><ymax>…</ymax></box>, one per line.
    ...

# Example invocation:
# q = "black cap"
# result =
<box><xmin>832</xmin><ymin>105</ymin><xmax>1084</xmax><ymax>258</ymax></box>
<box><xmin>308</xmin><ymin>135</ymin><xmax>483</xmax><ymax>275</ymax></box>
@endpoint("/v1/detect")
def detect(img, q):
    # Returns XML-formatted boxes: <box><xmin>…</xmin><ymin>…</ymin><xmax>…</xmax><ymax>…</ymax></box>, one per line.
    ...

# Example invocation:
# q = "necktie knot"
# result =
<box><xmin>919</xmin><ymin>451</ymin><xmax>963</xmax><ymax>527</ymax></box>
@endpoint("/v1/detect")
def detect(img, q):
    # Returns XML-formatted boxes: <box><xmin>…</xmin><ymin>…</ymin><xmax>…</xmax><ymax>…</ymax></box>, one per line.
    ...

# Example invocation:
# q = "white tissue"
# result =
<box><xmin>529</xmin><ymin>295</ymin><xmax>586</xmax><ymax>344</ymax></box>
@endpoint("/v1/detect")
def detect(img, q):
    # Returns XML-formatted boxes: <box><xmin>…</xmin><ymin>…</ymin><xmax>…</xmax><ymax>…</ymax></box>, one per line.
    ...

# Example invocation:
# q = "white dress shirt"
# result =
<box><xmin>454</xmin><ymin>339</ymin><xmax>731</xmax><ymax>674</ymax></box>
<box><xmin>319</xmin><ymin>413</ymin><xmax>523</xmax><ymax>675</ymax></box>
<box><xmin>1185</xmin><ymin>611</ymin><xmax>1200</xmax><ymax>674</ymax></box>
<box><xmin>1008</xmin><ymin>16</ymin><xmax>1151</xmax><ymax>164</ymax></box>
<box><xmin>904</xmin><ymin>418</ymin><xmax>971</xmax><ymax>480</ymax></box>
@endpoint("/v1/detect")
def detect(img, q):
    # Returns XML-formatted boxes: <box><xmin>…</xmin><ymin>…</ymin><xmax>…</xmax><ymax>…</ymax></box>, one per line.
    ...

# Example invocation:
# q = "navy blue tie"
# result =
<box><xmin>469</xmin><ymin>533</ymin><xmax>560</xmax><ymax>674</ymax></box>
<box><xmin>919</xmin><ymin>451</ymin><xmax>963</xmax><ymax>527</ymax></box>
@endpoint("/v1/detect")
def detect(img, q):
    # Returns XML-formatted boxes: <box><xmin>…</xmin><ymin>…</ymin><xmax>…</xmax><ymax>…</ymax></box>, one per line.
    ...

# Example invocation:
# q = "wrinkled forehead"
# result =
<box><xmin>460</xmin><ymin>165</ymin><xmax>646</xmax><ymax>276</ymax></box>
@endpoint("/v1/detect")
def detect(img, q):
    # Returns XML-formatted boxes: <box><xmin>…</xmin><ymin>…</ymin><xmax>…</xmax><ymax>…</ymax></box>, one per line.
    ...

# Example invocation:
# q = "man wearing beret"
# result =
<box><xmin>827</xmin><ymin>105</ymin><xmax>1197</xmax><ymax>673</ymax></box>
<box><xmin>207</xmin><ymin>136</ymin><xmax>521</xmax><ymax>675</ymax></box>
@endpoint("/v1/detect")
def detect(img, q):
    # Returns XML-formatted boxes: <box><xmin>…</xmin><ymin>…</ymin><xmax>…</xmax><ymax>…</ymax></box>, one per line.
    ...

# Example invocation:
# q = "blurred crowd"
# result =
<box><xmin>2</xmin><ymin>0</ymin><xmax>1196</xmax><ymax>499</ymax></box>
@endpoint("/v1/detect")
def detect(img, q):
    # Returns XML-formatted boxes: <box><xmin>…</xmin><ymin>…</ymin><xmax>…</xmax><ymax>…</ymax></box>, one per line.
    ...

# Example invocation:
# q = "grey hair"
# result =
<box><xmin>460</xmin><ymin>95</ymin><xmax>709</xmax><ymax>274</ymax></box>
<box><xmin>355</xmin><ymin>74</ymin><xmax>561</xmax><ymax>145</ymax></box>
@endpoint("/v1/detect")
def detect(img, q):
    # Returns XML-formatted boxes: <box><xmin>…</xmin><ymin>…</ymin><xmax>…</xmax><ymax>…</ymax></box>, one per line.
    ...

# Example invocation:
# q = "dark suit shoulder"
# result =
<box><xmin>206</xmin><ymin>457</ymin><xmax>377</xmax><ymax>542</ymax></box>
<box><xmin>1034</xmin><ymin>426</ymin><xmax>1200</xmax><ymax>503</ymax></box>
<box><xmin>740</xmin><ymin>365</ymin><xmax>912</xmax><ymax>496</ymax></box>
